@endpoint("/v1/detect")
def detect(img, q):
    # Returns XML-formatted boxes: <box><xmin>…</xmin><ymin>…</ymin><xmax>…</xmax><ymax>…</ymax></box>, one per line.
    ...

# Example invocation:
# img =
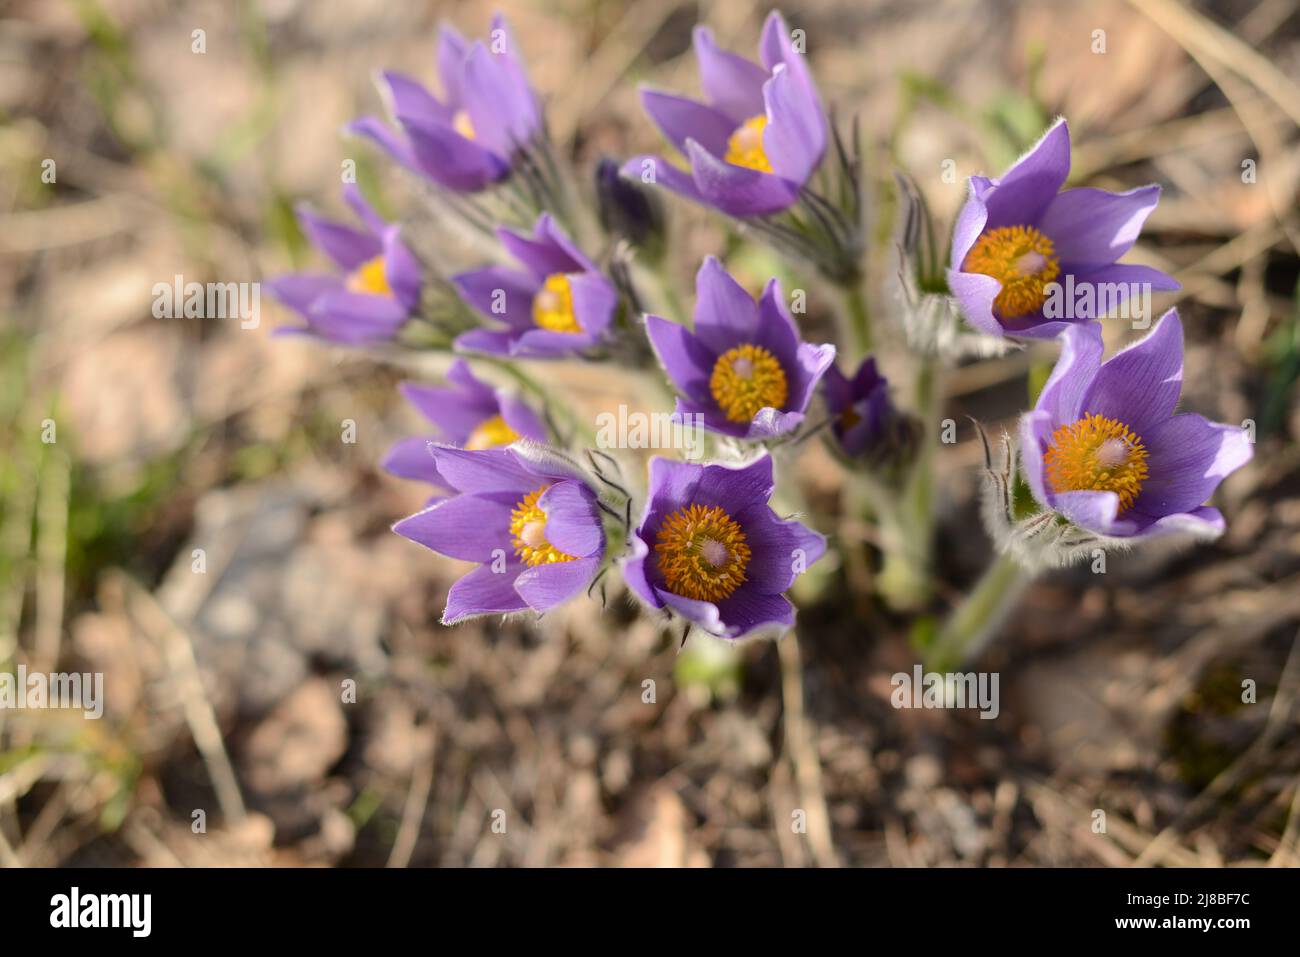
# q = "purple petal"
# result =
<box><xmin>436</xmin><ymin>23</ymin><xmax>469</xmax><ymax>107</ymax></box>
<box><xmin>946</xmin><ymin>267</ymin><xmax>1004</xmax><ymax>338</ymax></box>
<box><xmin>497</xmin><ymin>393</ymin><xmax>548</xmax><ymax>442</ymax></box>
<box><xmin>1080</xmin><ymin>309</ymin><xmax>1183</xmax><ymax>436</ymax></box>
<box><xmin>949</xmin><ymin>184</ymin><xmax>990</xmax><ymax>269</ymax></box>
<box><xmin>645</xmin><ymin>313</ymin><xmax>715</xmax><ymax>404</ymax></box>
<box><xmin>443</xmin><ymin>563</ymin><xmax>529</xmax><ymax>624</ymax></box>
<box><xmin>1035</xmin><ymin>320</ymin><xmax>1104</xmax><ymax>425</ymax></box>
<box><xmin>1054</xmin><ymin>262</ymin><xmax>1180</xmax><ymax>322</ymax></box>
<box><xmin>381</xmin><ymin>436</ymin><xmax>445</xmax><ymax>486</ymax></box>
<box><xmin>538</xmin><ymin>481</ymin><xmax>603</xmax><ymax>558</ymax></box>
<box><xmin>306</xmin><ymin>291</ymin><xmax>407</xmax><ymax>343</ymax></box>
<box><xmin>640</xmin><ymin>88</ymin><xmax>735</xmax><ymax>157</ymax></box>
<box><xmin>454</xmin><ymin>328</ymin><xmax>515</xmax><ymax>355</ymax></box>
<box><xmin>1123</xmin><ymin>506</ymin><xmax>1225</xmax><ymax>542</ymax></box>
<box><xmin>1051</xmin><ymin>489</ymin><xmax>1138</xmax><ymax>537</ymax></box>
<box><xmin>621</xmin><ymin>534</ymin><xmax>659</xmax><ymax>609</ymax></box>
<box><xmin>393</xmin><ymin>494</ymin><xmax>512</xmax><ymax>562</ymax></box>
<box><xmin>266</xmin><ymin>274</ymin><xmax>341</xmax><ymax>314</ymax></box>
<box><xmin>452</xmin><ymin>265</ymin><xmax>537</xmax><ymax>328</ymax></box>
<box><xmin>622</xmin><ymin>155</ymin><xmax>707</xmax><ymax>206</ymax></box>
<box><xmin>692</xmin><ymin>26</ymin><xmax>768</xmax><ymax>125</ymax></box>
<box><xmin>400</xmin><ymin>113</ymin><xmax>508</xmax><ymax>190</ymax></box>
<box><xmin>347</xmin><ymin>116</ymin><xmax>421</xmax><ymax>175</ymax></box>
<box><xmin>497</xmin><ymin>216</ymin><xmax>585</xmax><ymax>280</ymax></box>
<box><xmin>735</xmin><ymin>505</ymin><xmax>826</xmax><ymax>593</ymax></box>
<box><xmin>429</xmin><ymin>445</ymin><xmax>536</xmax><ymax>494</ymax></box>
<box><xmin>686</xmin><ymin>139</ymin><xmax>799</xmax><ymax>217</ymax></box>
<box><xmin>379</xmin><ymin>70</ymin><xmax>451</xmax><ymax>126</ymax></box>
<box><xmin>1018</xmin><ymin>410</ymin><xmax>1053</xmax><ymax>508</ymax></box>
<box><xmin>760</xmin><ymin>64</ymin><xmax>825</xmax><ymax>186</ymax></box>
<box><xmin>342</xmin><ymin>183</ymin><xmax>389</xmax><ymax>235</ymax></box>
<box><xmin>296</xmin><ymin>206</ymin><xmax>381</xmax><ymax>271</ymax></box>
<box><xmin>982</xmin><ymin>118</ymin><xmax>1071</xmax><ymax>231</ymax></box>
<box><xmin>567</xmin><ymin>271</ymin><xmax>617</xmax><ymax>339</ymax></box>
<box><xmin>1040</xmin><ymin>185</ymin><xmax>1162</xmax><ymax>267</ymax></box>
<box><xmin>713</xmin><ymin>590</ymin><xmax>795</xmax><ymax>639</ymax></box>
<box><xmin>784</xmin><ymin>340</ymin><xmax>837</xmax><ymax>417</ymax></box>
<box><xmin>693</xmin><ymin>456</ymin><xmax>775</xmax><ymax>516</ymax></box>
<box><xmin>383</xmin><ymin>228</ymin><xmax>422</xmax><ymax>310</ymax></box>
<box><xmin>399</xmin><ymin>380</ymin><xmax>495</xmax><ymax>440</ymax></box>
<box><xmin>744</xmin><ymin>407</ymin><xmax>806</xmax><ymax>439</ymax></box>
<box><xmin>1134</xmin><ymin>413</ymin><xmax>1253</xmax><ymax>517</ymax></box>
<box><xmin>691</xmin><ymin>255</ymin><xmax>760</xmax><ymax>352</ymax></box>
<box><xmin>461</xmin><ymin>41</ymin><xmax>538</xmax><ymax>158</ymax></box>
<box><xmin>513</xmin><ymin>555</ymin><xmax>601</xmax><ymax>613</ymax></box>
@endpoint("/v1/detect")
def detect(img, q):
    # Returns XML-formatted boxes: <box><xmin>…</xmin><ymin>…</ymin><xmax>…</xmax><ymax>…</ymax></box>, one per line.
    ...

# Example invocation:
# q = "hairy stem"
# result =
<box><xmin>927</xmin><ymin>551</ymin><xmax>1030</xmax><ymax>671</ymax></box>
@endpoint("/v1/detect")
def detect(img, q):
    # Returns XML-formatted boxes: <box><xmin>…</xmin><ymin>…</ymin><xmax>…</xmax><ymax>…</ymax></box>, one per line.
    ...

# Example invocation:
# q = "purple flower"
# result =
<box><xmin>452</xmin><ymin>214</ymin><xmax>617</xmax><ymax>358</ymax></box>
<box><xmin>382</xmin><ymin>359</ymin><xmax>548</xmax><ymax>489</ymax></box>
<box><xmin>645</xmin><ymin>257</ymin><xmax>835</xmax><ymax>439</ymax></box>
<box><xmin>623</xmin><ymin>11</ymin><xmax>826</xmax><ymax>218</ymax></box>
<box><xmin>394</xmin><ymin>445</ymin><xmax>605</xmax><ymax>623</ymax></box>
<box><xmin>349</xmin><ymin>13</ymin><xmax>540</xmax><ymax>193</ymax></box>
<box><xmin>822</xmin><ymin>357</ymin><xmax>902</xmax><ymax>459</ymax></box>
<box><xmin>623</xmin><ymin>456</ymin><xmax>825</xmax><ymax>640</ymax></box>
<box><xmin>948</xmin><ymin>119</ymin><xmax>1179</xmax><ymax>339</ymax></box>
<box><xmin>267</xmin><ymin>185</ymin><xmax>421</xmax><ymax>344</ymax></box>
<box><xmin>1019</xmin><ymin>311</ymin><xmax>1252</xmax><ymax>541</ymax></box>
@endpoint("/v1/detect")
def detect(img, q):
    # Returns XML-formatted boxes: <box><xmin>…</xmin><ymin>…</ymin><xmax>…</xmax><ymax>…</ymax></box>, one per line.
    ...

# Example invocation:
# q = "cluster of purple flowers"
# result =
<box><xmin>270</xmin><ymin>10</ymin><xmax>1252</xmax><ymax>642</ymax></box>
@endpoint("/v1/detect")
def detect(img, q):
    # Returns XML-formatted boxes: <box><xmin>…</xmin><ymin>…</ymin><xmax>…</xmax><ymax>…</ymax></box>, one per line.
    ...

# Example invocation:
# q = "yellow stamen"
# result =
<box><xmin>1044</xmin><ymin>413</ymin><xmax>1149</xmax><ymax>513</ymax></box>
<box><xmin>710</xmin><ymin>343</ymin><xmax>788</xmax><ymax>423</ymax></box>
<box><xmin>452</xmin><ymin>109</ymin><xmax>476</xmax><ymax>141</ymax></box>
<box><xmin>655</xmin><ymin>504</ymin><xmax>751</xmax><ymax>602</ymax></box>
<box><xmin>464</xmin><ymin>414</ymin><xmax>520</xmax><ymax>451</ymax></box>
<box><xmin>725</xmin><ymin>114</ymin><xmax>772</xmax><ymax>174</ymax></box>
<box><xmin>509</xmin><ymin>486</ymin><xmax>577</xmax><ymax>566</ymax></box>
<box><xmin>532</xmin><ymin>274</ymin><xmax>583</xmax><ymax>334</ymax></box>
<box><xmin>963</xmin><ymin>225</ymin><xmax>1060</xmax><ymax>319</ymax></box>
<box><xmin>346</xmin><ymin>254</ymin><xmax>390</xmax><ymax>296</ymax></box>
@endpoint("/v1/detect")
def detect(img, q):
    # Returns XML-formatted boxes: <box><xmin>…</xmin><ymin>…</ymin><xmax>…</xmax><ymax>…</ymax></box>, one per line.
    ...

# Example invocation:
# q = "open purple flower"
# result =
<box><xmin>623</xmin><ymin>455</ymin><xmax>825</xmax><ymax>640</ymax></box>
<box><xmin>452</xmin><ymin>214</ymin><xmax>617</xmax><ymax>358</ymax></box>
<box><xmin>645</xmin><ymin>257</ymin><xmax>835</xmax><ymax>439</ymax></box>
<box><xmin>394</xmin><ymin>445</ymin><xmax>605</xmax><ymax>623</ymax></box>
<box><xmin>623</xmin><ymin>11</ymin><xmax>825</xmax><ymax>218</ymax></box>
<box><xmin>382</xmin><ymin>359</ymin><xmax>548</xmax><ymax>489</ymax></box>
<box><xmin>1019</xmin><ymin>311</ymin><xmax>1252</xmax><ymax>541</ymax></box>
<box><xmin>948</xmin><ymin>119</ymin><xmax>1178</xmax><ymax>339</ymax></box>
<box><xmin>267</xmin><ymin>185</ymin><xmax>421</xmax><ymax>344</ymax></box>
<box><xmin>349</xmin><ymin>13</ymin><xmax>540</xmax><ymax>193</ymax></box>
<box><xmin>822</xmin><ymin>357</ymin><xmax>903</xmax><ymax>459</ymax></box>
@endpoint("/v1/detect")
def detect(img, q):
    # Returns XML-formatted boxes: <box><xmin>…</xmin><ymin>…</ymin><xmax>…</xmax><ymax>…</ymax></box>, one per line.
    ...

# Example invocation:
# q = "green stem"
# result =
<box><xmin>838</xmin><ymin>279</ymin><xmax>872</xmax><ymax>359</ymax></box>
<box><xmin>877</xmin><ymin>355</ymin><xmax>941</xmax><ymax>611</ymax></box>
<box><xmin>927</xmin><ymin>551</ymin><xmax>1030</xmax><ymax>671</ymax></box>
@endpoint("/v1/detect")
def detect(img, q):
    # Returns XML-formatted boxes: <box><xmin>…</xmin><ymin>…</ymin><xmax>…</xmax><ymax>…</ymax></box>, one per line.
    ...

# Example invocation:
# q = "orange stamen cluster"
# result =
<box><xmin>346</xmin><ymin>255</ymin><xmax>391</xmax><ymax>296</ymax></box>
<box><xmin>654</xmin><ymin>504</ymin><xmax>751</xmax><ymax>602</ymax></box>
<box><xmin>532</xmin><ymin>274</ymin><xmax>582</xmax><ymax>334</ymax></box>
<box><xmin>1044</xmin><ymin>413</ymin><xmax>1150</xmax><ymax>513</ymax></box>
<box><xmin>709</xmin><ymin>343</ymin><xmax>788</xmax><ymax>423</ymax></box>
<box><xmin>725</xmin><ymin>115</ymin><xmax>773</xmax><ymax>173</ymax></box>
<box><xmin>963</xmin><ymin>225</ymin><xmax>1060</xmax><ymax>319</ymax></box>
<box><xmin>510</xmin><ymin>485</ymin><xmax>577</xmax><ymax>566</ymax></box>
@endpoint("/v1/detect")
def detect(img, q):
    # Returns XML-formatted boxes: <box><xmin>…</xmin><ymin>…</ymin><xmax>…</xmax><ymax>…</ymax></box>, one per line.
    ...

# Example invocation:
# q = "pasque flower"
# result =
<box><xmin>822</xmin><ymin>357</ymin><xmax>909</xmax><ymax>460</ymax></box>
<box><xmin>452</xmin><ymin>214</ymin><xmax>618</xmax><ymax>358</ymax></box>
<box><xmin>267</xmin><ymin>184</ymin><xmax>421</xmax><ymax>343</ymax></box>
<box><xmin>624</xmin><ymin>11</ymin><xmax>826</xmax><ymax>218</ymax></box>
<box><xmin>394</xmin><ymin>444</ymin><xmax>605</xmax><ymax>623</ymax></box>
<box><xmin>1019</xmin><ymin>311</ymin><xmax>1252</xmax><ymax>541</ymax></box>
<box><xmin>948</xmin><ymin>119</ymin><xmax>1178</xmax><ymax>339</ymax></box>
<box><xmin>623</xmin><ymin>455</ymin><xmax>825</xmax><ymax>640</ymax></box>
<box><xmin>645</xmin><ymin>257</ymin><xmax>835</xmax><ymax>439</ymax></box>
<box><xmin>382</xmin><ymin>359</ymin><xmax>548</xmax><ymax>489</ymax></box>
<box><xmin>349</xmin><ymin>13</ymin><xmax>540</xmax><ymax>193</ymax></box>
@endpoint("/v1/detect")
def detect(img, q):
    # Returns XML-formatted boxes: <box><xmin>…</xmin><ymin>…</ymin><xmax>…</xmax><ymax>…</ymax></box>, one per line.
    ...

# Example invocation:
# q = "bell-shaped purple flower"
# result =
<box><xmin>349</xmin><ymin>13</ymin><xmax>540</xmax><ymax>193</ymax></box>
<box><xmin>822</xmin><ymin>357</ymin><xmax>905</xmax><ymax>459</ymax></box>
<box><xmin>382</xmin><ymin>359</ymin><xmax>548</xmax><ymax>489</ymax></box>
<box><xmin>452</xmin><ymin>214</ymin><xmax>617</xmax><ymax>358</ymax></box>
<box><xmin>267</xmin><ymin>184</ymin><xmax>421</xmax><ymax>344</ymax></box>
<box><xmin>1019</xmin><ymin>311</ymin><xmax>1252</xmax><ymax>541</ymax></box>
<box><xmin>645</xmin><ymin>257</ymin><xmax>835</xmax><ymax>439</ymax></box>
<box><xmin>948</xmin><ymin>119</ymin><xmax>1179</xmax><ymax>339</ymax></box>
<box><xmin>394</xmin><ymin>444</ymin><xmax>606</xmax><ymax>623</ymax></box>
<box><xmin>623</xmin><ymin>11</ymin><xmax>826</xmax><ymax>218</ymax></box>
<box><xmin>623</xmin><ymin>455</ymin><xmax>825</xmax><ymax>640</ymax></box>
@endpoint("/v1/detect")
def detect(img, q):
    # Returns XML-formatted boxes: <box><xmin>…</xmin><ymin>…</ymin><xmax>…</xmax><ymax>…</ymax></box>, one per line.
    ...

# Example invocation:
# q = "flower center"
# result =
<box><xmin>532</xmin><ymin>274</ymin><xmax>583</xmax><ymax>334</ymax></box>
<box><xmin>345</xmin><ymin>254</ymin><xmax>390</xmax><ymax>296</ymax></box>
<box><xmin>654</xmin><ymin>504</ymin><xmax>751</xmax><ymax>602</ymax></box>
<box><xmin>452</xmin><ymin>109</ymin><xmax>476</xmax><ymax>141</ymax></box>
<box><xmin>709</xmin><ymin>343</ymin><xmax>788</xmax><ymax>423</ymax></box>
<box><xmin>1044</xmin><ymin>413</ymin><xmax>1150</xmax><ymax>513</ymax></box>
<box><xmin>464</xmin><ymin>414</ymin><xmax>520</xmax><ymax>451</ymax></box>
<box><xmin>509</xmin><ymin>486</ymin><xmax>577</xmax><ymax>566</ymax></box>
<box><xmin>962</xmin><ymin>225</ymin><xmax>1060</xmax><ymax>319</ymax></box>
<box><xmin>725</xmin><ymin>114</ymin><xmax>772</xmax><ymax>174</ymax></box>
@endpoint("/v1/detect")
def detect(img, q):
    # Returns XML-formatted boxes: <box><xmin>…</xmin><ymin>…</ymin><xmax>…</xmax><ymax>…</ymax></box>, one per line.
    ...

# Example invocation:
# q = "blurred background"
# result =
<box><xmin>1</xmin><ymin>0</ymin><xmax>1298</xmax><ymax>867</ymax></box>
